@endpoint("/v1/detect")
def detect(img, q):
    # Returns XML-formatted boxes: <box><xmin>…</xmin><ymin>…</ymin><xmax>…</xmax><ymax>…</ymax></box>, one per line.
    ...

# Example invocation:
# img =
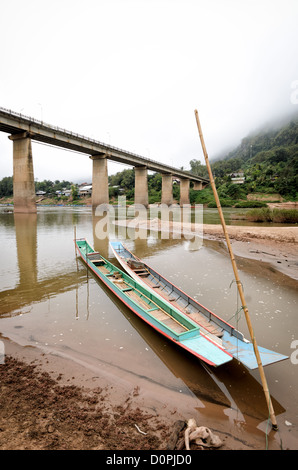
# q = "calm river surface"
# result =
<box><xmin>0</xmin><ymin>206</ymin><xmax>297</xmax><ymax>449</ymax></box>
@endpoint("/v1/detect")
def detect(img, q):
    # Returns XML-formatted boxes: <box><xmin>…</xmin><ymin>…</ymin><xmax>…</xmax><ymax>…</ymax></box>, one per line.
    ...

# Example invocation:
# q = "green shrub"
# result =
<box><xmin>207</xmin><ymin>198</ymin><xmax>234</xmax><ymax>208</ymax></box>
<box><xmin>234</xmin><ymin>201</ymin><xmax>268</xmax><ymax>208</ymax></box>
<box><xmin>272</xmin><ymin>209</ymin><xmax>298</xmax><ymax>223</ymax></box>
<box><xmin>247</xmin><ymin>208</ymin><xmax>298</xmax><ymax>223</ymax></box>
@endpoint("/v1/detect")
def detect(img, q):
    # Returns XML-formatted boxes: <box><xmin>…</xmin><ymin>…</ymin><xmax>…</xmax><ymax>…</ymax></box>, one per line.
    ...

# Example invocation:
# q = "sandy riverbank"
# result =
<box><xmin>115</xmin><ymin>218</ymin><xmax>298</xmax><ymax>281</ymax></box>
<box><xmin>201</xmin><ymin>223</ymin><xmax>298</xmax><ymax>281</ymax></box>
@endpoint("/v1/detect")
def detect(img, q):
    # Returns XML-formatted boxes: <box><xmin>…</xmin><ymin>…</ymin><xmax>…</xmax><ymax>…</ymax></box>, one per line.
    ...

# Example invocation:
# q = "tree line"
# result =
<box><xmin>0</xmin><ymin>178</ymin><xmax>74</xmax><ymax>198</ymax></box>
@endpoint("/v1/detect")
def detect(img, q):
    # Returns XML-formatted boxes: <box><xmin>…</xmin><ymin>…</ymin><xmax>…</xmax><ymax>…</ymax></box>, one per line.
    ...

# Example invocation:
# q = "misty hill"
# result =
<box><xmin>216</xmin><ymin>113</ymin><xmax>298</xmax><ymax>161</ymax></box>
<box><xmin>199</xmin><ymin>114</ymin><xmax>298</xmax><ymax>199</ymax></box>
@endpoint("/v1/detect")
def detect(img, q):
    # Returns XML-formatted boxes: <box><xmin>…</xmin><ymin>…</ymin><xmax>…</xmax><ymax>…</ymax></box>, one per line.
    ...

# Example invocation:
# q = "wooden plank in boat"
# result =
<box><xmin>125</xmin><ymin>290</ymin><xmax>152</xmax><ymax>310</ymax></box>
<box><xmin>188</xmin><ymin>312</ymin><xmax>223</xmax><ymax>337</ymax></box>
<box><xmin>163</xmin><ymin>317</ymin><xmax>186</xmax><ymax>333</ymax></box>
<box><xmin>150</xmin><ymin>309</ymin><xmax>169</xmax><ymax>322</ymax></box>
<box><xmin>98</xmin><ymin>265</ymin><xmax>111</xmax><ymax>275</ymax></box>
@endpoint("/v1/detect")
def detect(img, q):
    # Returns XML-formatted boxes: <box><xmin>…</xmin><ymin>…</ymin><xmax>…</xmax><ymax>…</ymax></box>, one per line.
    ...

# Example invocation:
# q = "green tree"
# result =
<box><xmin>71</xmin><ymin>185</ymin><xmax>79</xmax><ymax>200</ymax></box>
<box><xmin>226</xmin><ymin>183</ymin><xmax>246</xmax><ymax>199</ymax></box>
<box><xmin>189</xmin><ymin>159</ymin><xmax>208</xmax><ymax>178</ymax></box>
<box><xmin>0</xmin><ymin>176</ymin><xmax>13</xmax><ymax>197</ymax></box>
<box><xmin>148</xmin><ymin>173</ymin><xmax>162</xmax><ymax>191</ymax></box>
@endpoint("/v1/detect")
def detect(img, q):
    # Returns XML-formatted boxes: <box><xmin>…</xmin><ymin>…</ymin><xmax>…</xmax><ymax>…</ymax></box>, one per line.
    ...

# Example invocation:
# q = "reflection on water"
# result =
<box><xmin>0</xmin><ymin>206</ymin><xmax>297</xmax><ymax>447</ymax></box>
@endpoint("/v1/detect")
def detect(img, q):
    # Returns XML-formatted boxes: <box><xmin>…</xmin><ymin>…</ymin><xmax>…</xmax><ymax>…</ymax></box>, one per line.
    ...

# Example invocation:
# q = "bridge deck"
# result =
<box><xmin>0</xmin><ymin>107</ymin><xmax>209</xmax><ymax>183</ymax></box>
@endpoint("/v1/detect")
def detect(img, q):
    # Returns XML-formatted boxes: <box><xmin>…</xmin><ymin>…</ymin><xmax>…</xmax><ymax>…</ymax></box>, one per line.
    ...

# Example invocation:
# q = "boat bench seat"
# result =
<box><xmin>87</xmin><ymin>252</ymin><xmax>105</xmax><ymax>265</ymax></box>
<box><xmin>87</xmin><ymin>252</ymin><xmax>101</xmax><ymax>258</ymax></box>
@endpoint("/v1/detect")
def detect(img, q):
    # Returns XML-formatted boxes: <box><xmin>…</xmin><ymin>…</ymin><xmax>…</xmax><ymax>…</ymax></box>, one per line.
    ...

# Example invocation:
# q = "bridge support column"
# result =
<box><xmin>134</xmin><ymin>166</ymin><xmax>148</xmax><ymax>207</ymax></box>
<box><xmin>180</xmin><ymin>178</ymin><xmax>190</xmax><ymax>205</ymax></box>
<box><xmin>9</xmin><ymin>132</ymin><xmax>36</xmax><ymax>214</ymax></box>
<box><xmin>90</xmin><ymin>155</ymin><xmax>109</xmax><ymax>208</ymax></box>
<box><xmin>193</xmin><ymin>181</ymin><xmax>203</xmax><ymax>190</ymax></box>
<box><xmin>161</xmin><ymin>173</ymin><xmax>173</xmax><ymax>205</ymax></box>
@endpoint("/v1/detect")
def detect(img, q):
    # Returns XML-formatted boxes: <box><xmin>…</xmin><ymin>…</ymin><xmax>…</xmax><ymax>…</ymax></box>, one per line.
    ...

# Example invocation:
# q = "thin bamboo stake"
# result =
<box><xmin>194</xmin><ymin>109</ymin><xmax>278</xmax><ymax>430</ymax></box>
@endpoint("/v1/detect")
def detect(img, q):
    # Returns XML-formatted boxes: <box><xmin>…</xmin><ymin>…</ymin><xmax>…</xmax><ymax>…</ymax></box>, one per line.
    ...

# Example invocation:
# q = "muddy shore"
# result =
<box><xmin>202</xmin><ymin>223</ymin><xmax>298</xmax><ymax>282</ymax></box>
<box><xmin>0</xmin><ymin>336</ymin><xmax>287</xmax><ymax>451</ymax></box>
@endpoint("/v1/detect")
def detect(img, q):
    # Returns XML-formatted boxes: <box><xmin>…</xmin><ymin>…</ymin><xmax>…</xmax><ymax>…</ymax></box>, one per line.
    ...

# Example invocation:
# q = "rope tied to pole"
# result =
<box><xmin>228</xmin><ymin>279</ymin><xmax>247</xmax><ymax>320</ymax></box>
<box><xmin>227</xmin><ymin>305</ymin><xmax>245</xmax><ymax>324</ymax></box>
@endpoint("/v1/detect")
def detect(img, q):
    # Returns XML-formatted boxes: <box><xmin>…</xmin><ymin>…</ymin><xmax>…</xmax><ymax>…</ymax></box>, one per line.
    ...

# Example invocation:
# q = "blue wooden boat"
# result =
<box><xmin>110</xmin><ymin>241</ymin><xmax>288</xmax><ymax>370</ymax></box>
<box><xmin>75</xmin><ymin>238</ymin><xmax>234</xmax><ymax>367</ymax></box>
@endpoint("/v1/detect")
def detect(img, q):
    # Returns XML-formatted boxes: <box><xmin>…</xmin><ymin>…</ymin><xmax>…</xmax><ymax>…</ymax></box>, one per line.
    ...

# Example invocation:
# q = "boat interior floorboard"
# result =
<box><xmin>141</xmin><ymin>277</ymin><xmax>224</xmax><ymax>338</ymax></box>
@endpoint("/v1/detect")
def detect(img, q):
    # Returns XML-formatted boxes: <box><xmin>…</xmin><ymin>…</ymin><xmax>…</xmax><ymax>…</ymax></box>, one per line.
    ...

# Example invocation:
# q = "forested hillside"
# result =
<box><xmin>191</xmin><ymin>115</ymin><xmax>298</xmax><ymax>200</ymax></box>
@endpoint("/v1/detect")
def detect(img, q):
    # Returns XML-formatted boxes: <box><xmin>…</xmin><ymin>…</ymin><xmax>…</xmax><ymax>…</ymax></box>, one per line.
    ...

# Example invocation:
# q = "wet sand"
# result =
<box><xmin>202</xmin><ymin>224</ymin><xmax>298</xmax><ymax>282</ymax></box>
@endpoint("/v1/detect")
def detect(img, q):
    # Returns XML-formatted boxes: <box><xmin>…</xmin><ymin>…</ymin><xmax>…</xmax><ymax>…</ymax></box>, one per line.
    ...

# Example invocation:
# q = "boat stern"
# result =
<box><xmin>222</xmin><ymin>332</ymin><xmax>289</xmax><ymax>369</ymax></box>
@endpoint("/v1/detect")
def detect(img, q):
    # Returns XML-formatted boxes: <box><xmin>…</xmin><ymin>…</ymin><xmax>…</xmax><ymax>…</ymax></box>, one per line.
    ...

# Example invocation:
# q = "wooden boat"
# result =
<box><xmin>75</xmin><ymin>238</ymin><xmax>234</xmax><ymax>367</ymax></box>
<box><xmin>110</xmin><ymin>241</ymin><xmax>288</xmax><ymax>370</ymax></box>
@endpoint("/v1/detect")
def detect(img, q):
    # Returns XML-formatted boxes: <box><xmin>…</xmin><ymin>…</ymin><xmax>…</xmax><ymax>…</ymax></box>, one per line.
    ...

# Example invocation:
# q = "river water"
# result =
<box><xmin>0</xmin><ymin>205</ymin><xmax>297</xmax><ymax>449</ymax></box>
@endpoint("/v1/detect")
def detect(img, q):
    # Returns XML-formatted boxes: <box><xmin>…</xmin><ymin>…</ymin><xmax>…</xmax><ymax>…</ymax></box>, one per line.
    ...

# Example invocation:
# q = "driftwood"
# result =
<box><xmin>184</xmin><ymin>418</ymin><xmax>222</xmax><ymax>450</ymax></box>
<box><xmin>166</xmin><ymin>420</ymin><xmax>186</xmax><ymax>450</ymax></box>
<box><xmin>167</xmin><ymin>418</ymin><xmax>222</xmax><ymax>450</ymax></box>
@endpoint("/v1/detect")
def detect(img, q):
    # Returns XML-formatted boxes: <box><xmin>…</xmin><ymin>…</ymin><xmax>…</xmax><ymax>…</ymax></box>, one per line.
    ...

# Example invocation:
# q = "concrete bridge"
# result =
<box><xmin>0</xmin><ymin>107</ymin><xmax>209</xmax><ymax>213</ymax></box>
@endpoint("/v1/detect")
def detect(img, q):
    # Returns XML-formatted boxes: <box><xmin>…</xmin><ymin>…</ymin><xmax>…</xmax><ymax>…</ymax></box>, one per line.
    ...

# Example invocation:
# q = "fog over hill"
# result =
<box><xmin>211</xmin><ymin>109</ymin><xmax>298</xmax><ymax>163</ymax></box>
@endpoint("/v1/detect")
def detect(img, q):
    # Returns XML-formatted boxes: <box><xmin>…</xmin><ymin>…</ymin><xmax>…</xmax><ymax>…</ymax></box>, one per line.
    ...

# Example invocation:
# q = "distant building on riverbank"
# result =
<box><xmin>79</xmin><ymin>184</ymin><xmax>92</xmax><ymax>197</ymax></box>
<box><xmin>230</xmin><ymin>171</ymin><xmax>245</xmax><ymax>184</ymax></box>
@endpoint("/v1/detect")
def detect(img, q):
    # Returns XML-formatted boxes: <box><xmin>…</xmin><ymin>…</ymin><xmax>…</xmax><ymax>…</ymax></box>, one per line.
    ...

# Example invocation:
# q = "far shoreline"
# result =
<box><xmin>1</xmin><ymin>200</ymin><xmax>297</xmax><ymax>281</ymax></box>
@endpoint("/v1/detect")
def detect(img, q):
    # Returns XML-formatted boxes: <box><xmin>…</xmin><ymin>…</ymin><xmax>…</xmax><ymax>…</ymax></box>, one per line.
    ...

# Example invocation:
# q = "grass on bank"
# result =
<box><xmin>246</xmin><ymin>208</ymin><xmax>298</xmax><ymax>223</ymax></box>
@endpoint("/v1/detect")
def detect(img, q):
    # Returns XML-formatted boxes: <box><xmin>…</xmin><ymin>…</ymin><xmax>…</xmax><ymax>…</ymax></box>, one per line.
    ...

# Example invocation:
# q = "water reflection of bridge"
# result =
<box><xmin>0</xmin><ymin>214</ymin><xmax>84</xmax><ymax>315</ymax></box>
<box><xmin>0</xmin><ymin>211</ymin><xmax>184</xmax><ymax>315</ymax></box>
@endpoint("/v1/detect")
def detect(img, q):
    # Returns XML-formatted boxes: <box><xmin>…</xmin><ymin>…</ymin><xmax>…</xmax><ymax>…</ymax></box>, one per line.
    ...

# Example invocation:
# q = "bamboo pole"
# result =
<box><xmin>194</xmin><ymin>109</ymin><xmax>278</xmax><ymax>430</ymax></box>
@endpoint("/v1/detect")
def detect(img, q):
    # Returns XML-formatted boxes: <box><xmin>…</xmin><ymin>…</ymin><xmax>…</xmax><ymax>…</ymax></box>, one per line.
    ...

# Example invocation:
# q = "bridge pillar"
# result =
<box><xmin>193</xmin><ymin>181</ymin><xmax>203</xmax><ymax>190</ymax></box>
<box><xmin>180</xmin><ymin>178</ymin><xmax>190</xmax><ymax>205</ymax></box>
<box><xmin>161</xmin><ymin>173</ymin><xmax>173</xmax><ymax>205</ymax></box>
<box><xmin>134</xmin><ymin>166</ymin><xmax>148</xmax><ymax>207</ymax></box>
<box><xmin>90</xmin><ymin>155</ymin><xmax>109</xmax><ymax>208</ymax></box>
<box><xmin>9</xmin><ymin>132</ymin><xmax>36</xmax><ymax>213</ymax></box>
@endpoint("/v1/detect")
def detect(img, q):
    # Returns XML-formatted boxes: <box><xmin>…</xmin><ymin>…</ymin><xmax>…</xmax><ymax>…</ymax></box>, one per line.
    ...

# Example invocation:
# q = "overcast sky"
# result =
<box><xmin>1</xmin><ymin>0</ymin><xmax>298</xmax><ymax>182</ymax></box>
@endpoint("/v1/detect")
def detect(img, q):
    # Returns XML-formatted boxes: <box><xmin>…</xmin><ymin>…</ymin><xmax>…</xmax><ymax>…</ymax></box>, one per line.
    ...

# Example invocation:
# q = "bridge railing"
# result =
<box><xmin>0</xmin><ymin>106</ymin><xmax>208</xmax><ymax>182</ymax></box>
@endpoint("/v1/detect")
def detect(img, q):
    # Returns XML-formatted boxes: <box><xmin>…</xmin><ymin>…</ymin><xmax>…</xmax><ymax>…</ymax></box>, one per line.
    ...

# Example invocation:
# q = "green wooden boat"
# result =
<box><xmin>75</xmin><ymin>238</ymin><xmax>233</xmax><ymax>367</ymax></box>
